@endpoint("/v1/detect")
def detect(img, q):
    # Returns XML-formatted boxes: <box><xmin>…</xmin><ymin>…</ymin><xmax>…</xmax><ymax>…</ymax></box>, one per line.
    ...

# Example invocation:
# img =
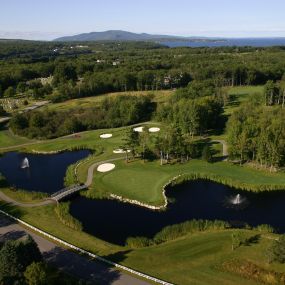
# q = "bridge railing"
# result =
<box><xmin>50</xmin><ymin>184</ymin><xmax>87</xmax><ymax>201</ymax></box>
<box><xmin>50</xmin><ymin>184</ymin><xmax>82</xmax><ymax>198</ymax></box>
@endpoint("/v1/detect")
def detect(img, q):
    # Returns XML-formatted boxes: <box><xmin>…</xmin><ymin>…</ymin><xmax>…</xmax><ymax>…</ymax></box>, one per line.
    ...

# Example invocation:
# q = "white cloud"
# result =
<box><xmin>0</xmin><ymin>31</ymin><xmax>71</xmax><ymax>41</ymax></box>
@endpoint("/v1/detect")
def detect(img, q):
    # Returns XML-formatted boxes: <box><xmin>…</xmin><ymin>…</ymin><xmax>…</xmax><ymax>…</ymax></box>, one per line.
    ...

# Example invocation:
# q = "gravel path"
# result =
<box><xmin>212</xmin><ymin>139</ymin><xmax>229</xmax><ymax>159</ymax></box>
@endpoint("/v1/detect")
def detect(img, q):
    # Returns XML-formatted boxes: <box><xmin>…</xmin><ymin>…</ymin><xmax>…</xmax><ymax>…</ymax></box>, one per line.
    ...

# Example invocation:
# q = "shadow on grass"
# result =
<box><xmin>244</xmin><ymin>234</ymin><xmax>261</xmax><ymax>246</ymax></box>
<box><xmin>0</xmin><ymin>201</ymin><xmax>24</xmax><ymax>218</ymax></box>
<box><xmin>104</xmin><ymin>249</ymin><xmax>132</xmax><ymax>263</ymax></box>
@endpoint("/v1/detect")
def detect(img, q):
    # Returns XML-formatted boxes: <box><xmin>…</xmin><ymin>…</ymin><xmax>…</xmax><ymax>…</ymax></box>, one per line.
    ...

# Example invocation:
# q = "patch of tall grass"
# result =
<box><xmin>171</xmin><ymin>173</ymin><xmax>285</xmax><ymax>192</ymax></box>
<box><xmin>126</xmin><ymin>219</ymin><xmax>230</xmax><ymax>248</ymax></box>
<box><xmin>54</xmin><ymin>202</ymin><xmax>83</xmax><ymax>231</ymax></box>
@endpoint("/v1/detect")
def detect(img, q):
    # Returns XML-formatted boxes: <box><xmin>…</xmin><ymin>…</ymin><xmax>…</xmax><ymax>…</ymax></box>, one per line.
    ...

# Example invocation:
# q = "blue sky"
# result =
<box><xmin>1</xmin><ymin>0</ymin><xmax>285</xmax><ymax>40</ymax></box>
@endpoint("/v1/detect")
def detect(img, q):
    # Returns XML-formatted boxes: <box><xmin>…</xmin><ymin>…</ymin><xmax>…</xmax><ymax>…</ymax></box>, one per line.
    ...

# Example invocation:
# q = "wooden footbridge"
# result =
<box><xmin>50</xmin><ymin>184</ymin><xmax>87</xmax><ymax>202</ymax></box>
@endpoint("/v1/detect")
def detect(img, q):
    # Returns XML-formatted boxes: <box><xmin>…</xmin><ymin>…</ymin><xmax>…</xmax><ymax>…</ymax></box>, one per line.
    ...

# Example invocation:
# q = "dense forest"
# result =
<box><xmin>10</xmin><ymin>95</ymin><xmax>153</xmax><ymax>138</ymax></box>
<box><xmin>1</xmin><ymin>41</ymin><xmax>285</xmax><ymax>169</ymax></box>
<box><xmin>1</xmin><ymin>41</ymin><xmax>285</xmax><ymax>103</ymax></box>
<box><xmin>227</xmin><ymin>100</ymin><xmax>285</xmax><ymax>170</ymax></box>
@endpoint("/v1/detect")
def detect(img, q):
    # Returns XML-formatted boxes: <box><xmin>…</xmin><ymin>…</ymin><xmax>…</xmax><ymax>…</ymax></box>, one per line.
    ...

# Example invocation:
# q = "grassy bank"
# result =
<box><xmin>0</xmin><ymin>201</ymin><xmax>121</xmax><ymax>256</ymax></box>
<box><xmin>1</xmin><ymin>188</ymin><xmax>48</xmax><ymax>203</ymax></box>
<box><xmin>44</xmin><ymin>90</ymin><xmax>173</xmax><ymax>112</ymax></box>
<box><xmin>0</xmin><ymin>129</ymin><xmax>35</xmax><ymax>149</ymax></box>
<box><xmin>1</xmin><ymin>201</ymin><xmax>284</xmax><ymax>285</ymax></box>
<box><xmin>122</xmin><ymin>229</ymin><xmax>284</xmax><ymax>285</ymax></box>
<box><xmin>88</xmin><ymin>159</ymin><xmax>285</xmax><ymax>206</ymax></box>
<box><xmin>54</xmin><ymin>202</ymin><xmax>83</xmax><ymax>231</ymax></box>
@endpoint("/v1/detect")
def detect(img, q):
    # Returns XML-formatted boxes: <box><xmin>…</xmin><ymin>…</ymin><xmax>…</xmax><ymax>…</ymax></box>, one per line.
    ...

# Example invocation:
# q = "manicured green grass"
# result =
<box><xmin>122</xmin><ymin>230</ymin><xmax>281</xmax><ymax>285</ymax></box>
<box><xmin>0</xmin><ymin>202</ymin><xmax>121</xmax><ymax>256</ymax></box>
<box><xmin>25</xmin><ymin>127</ymin><xmax>124</xmax><ymax>153</ymax></box>
<box><xmin>44</xmin><ymin>90</ymin><xmax>173</xmax><ymax>112</ymax></box>
<box><xmin>1</xmin><ymin>188</ymin><xmax>47</xmax><ymax>203</ymax></box>
<box><xmin>0</xmin><ymin>129</ymin><xmax>34</xmax><ymax>149</ymax></box>
<box><xmin>1</xmin><ymin>200</ymin><xmax>283</xmax><ymax>285</ymax></box>
<box><xmin>210</xmin><ymin>141</ymin><xmax>223</xmax><ymax>157</ymax></box>
<box><xmin>90</xmin><ymin>159</ymin><xmax>285</xmax><ymax>205</ymax></box>
<box><xmin>1</xmin><ymin>86</ymin><xmax>285</xmax><ymax>285</ymax></box>
<box><xmin>224</xmin><ymin>85</ymin><xmax>264</xmax><ymax>115</ymax></box>
<box><xmin>0</xmin><ymin>123</ymin><xmax>150</xmax><ymax>153</ymax></box>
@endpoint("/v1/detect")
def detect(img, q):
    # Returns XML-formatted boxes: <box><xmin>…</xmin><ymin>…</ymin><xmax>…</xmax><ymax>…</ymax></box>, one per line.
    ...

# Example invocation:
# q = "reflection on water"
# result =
<box><xmin>70</xmin><ymin>180</ymin><xmax>285</xmax><ymax>245</ymax></box>
<box><xmin>0</xmin><ymin>150</ymin><xmax>90</xmax><ymax>193</ymax></box>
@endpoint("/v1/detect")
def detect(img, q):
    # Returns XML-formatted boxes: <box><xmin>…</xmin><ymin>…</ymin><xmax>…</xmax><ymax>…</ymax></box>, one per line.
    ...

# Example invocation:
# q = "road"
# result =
<box><xmin>0</xmin><ymin>101</ymin><xmax>49</xmax><ymax>124</ymax></box>
<box><xmin>0</xmin><ymin>215</ymin><xmax>151</xmax><ymax>285</ymax></box>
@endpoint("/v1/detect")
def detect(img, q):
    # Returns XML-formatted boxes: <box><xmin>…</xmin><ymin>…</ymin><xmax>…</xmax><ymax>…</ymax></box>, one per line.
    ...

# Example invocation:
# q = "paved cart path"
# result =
<box><xmin>0</xmin><ymin>216</ymin><xmax>151</xmax><ymax>285</ymax></box>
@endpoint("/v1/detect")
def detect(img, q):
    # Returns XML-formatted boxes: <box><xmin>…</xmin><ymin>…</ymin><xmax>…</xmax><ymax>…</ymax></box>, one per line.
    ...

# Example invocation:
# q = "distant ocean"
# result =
<box><xmin>160</xmin><ymin>38</ymin><xmax>285</xmax><ymax>48</ymax></box>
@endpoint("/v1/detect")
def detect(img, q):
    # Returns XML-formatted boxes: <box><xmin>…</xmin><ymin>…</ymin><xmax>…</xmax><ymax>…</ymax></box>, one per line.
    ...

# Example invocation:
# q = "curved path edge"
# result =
<box><xmin>0</xmin><ymin>156</ymin><xmax>125</xmax><ymax>207</ymax></box>
<box><xmin>0</xmin><ymin>191</ymin><xmax>55</xmax><ymax>207</ymax></box>
<box><xmin>85</xmin><ymin>157</ymin><xmax>125</xmax><ymax>186</ymax></box>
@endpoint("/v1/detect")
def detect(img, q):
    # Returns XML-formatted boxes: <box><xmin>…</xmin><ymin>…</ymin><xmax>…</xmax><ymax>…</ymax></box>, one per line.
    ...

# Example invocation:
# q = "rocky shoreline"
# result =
<box><xmin>109</xmin><ymin>174</ymin><xmax>183</xmax><ymax>211</ymax></box>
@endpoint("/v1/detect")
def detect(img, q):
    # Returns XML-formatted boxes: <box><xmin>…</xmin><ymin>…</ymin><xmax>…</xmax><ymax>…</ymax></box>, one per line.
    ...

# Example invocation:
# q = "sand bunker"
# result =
<box><xmin>133</xmin><ymin>126</ymin><xmax>144</xmax><ymax>132</ymax></box>
<box><xmin>149</xmin><ymin>127</ymin><xmax>160</xmax><ymax>133</ymax></box>
<box><xmin>113</xmin><ymin>149</ymin><xmax>131</xmax><ymax>154</ymax></box>
<box><xmin>97</xmin><ymin>163</ymin><xmax>116</xmax><ymax>172</ymax></box>
<box><xmin>100</xmin><ymin>133</ymin><xmax>113</xmax><ymax>139</ymax></box>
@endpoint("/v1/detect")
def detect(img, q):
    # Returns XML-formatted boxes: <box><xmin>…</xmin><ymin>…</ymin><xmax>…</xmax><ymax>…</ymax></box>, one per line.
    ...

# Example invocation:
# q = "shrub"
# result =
<box><xmin>0</xmin><ymin>173</ymin><xmax>8</xmax><ymax>187</ymax></box>
<box><xmin>24</xmin><ymin>262</ymin><xmax>49</xmax><ymax>285</ymax></box>
<box><xmin>126</xmin><ymin>237</ymin><xmax>153</xmax><ymax>248</ymax></box>
<box><xmin>54</xmin><ymin>202</ymin><xmax>83</xmax><ymax>231</ymax></box>
<box><xmin>267</xmin><ymin>235</ymin><xmax>285</xmax><ymax>264</ymax></box>
<box><xmin>170</xmin><ymin>173</ymin><xmax>285</xmax><ymax>192</ymax></box>
<box><xmin>154</xmin><ymin>219</ymin><xmax>230</xmax><ymax>245</ymax></box>
<box><xmin>127</xmin><ymin>219</ymin><xmax>230</xmax><ymax>248</ymax></box>
<box><xmin>221</xmin><ymin>259</ymin><xmax>285</xmax><ymax>284</ymax></box>
<box><xmin>202</xmin><ymin>145</ymin><xmax>212</xmax><ymax>162</ymax></box>
<box><xmin>254</xmin><ymin>224</ymin><xmax>275</xmax><ymax>233</ymax></box>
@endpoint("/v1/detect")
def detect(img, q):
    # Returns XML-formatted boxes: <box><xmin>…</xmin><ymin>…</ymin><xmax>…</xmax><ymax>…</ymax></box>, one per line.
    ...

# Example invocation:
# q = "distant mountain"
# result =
<box><xmin>53</xmin><ymin>30</ymin><xmax>209</xmax><ymax>42</ymax></box>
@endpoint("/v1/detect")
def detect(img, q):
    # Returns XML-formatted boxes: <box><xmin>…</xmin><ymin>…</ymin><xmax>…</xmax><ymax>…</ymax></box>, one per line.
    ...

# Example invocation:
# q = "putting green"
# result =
<box><xmin>91</xmin><ymin>159</ymin><xmax>285</xmax><ymax>206</ymax></box>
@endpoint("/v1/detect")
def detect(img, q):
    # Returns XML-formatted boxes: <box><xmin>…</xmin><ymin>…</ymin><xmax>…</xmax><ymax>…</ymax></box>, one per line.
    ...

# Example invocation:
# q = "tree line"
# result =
<box><xmin>156</xmin><ymin>89</ymin><xmax>225</xmax><ymax>137</ymax></box>
<box><xmin>227</xmin><ymin>99</ymin><xmax>285</xmax><ymax>170</ymax></box>
<box><xmin>2</xmin><ymin>42</ymin><xmax>285</xmax><ymax>103</ymax></box>
<box><xmin>10</xmin><ymin>95</ymin><xmax>154</xmax><ymax>139</ymax></box>
<box><xmin>0</xmin><ymin>235</ymin><xmax>84</xmax><ymax>285</ymax></box>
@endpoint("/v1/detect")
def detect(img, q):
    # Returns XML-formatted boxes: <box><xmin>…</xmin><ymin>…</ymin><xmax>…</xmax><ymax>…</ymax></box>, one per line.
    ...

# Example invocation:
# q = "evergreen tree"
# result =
<box><xmin>0</xmin><ymin>240</ymin><xmax>24</xmax><ymax>285</ymax></box>
<box><xmin>24</xmin><ymin>262</ymin><xmax>49</xmax><ymax>285</ymax></box>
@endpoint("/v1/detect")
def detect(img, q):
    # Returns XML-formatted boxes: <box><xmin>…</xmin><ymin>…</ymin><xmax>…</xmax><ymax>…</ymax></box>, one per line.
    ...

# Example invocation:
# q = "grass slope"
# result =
<box><xmin>123</xmin><ymin>230</ymin><xmax>281</xmax><ymax>285</ymax></box>
<box><xmin>90</xmin><ymin>159</ymin><xmax>285</xmax><ymax>205</ymax></box>
<box><xmin>0</xmin><ymin>129</ymin><xmax>34</xmax><ymax>148</ymax></box>
<box><xmin>1</xmin><ymin>200</ymin><xmax>282</xmax><ymax>285</ymax></box>
<box><xmin>0</xmin><ymin>202</ymin><xmax>121</xmax><ymax>256</ymax></box>
<box><xmin>44</xmin><ymin>90</ymin><xmax>173</xmax><ymax>112</ymax></box>
<box><xmin>224</xmin><ymin>85</ymin><xmax>264</xmax><ymax>115</ymax></box>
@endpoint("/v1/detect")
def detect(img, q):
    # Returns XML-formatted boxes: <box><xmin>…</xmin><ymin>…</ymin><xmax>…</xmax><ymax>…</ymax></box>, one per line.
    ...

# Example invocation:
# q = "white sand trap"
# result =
<box><xmin>149</xmin><ymin>127</ymin><xmax>160</xmax><ymax>133</ymax></box>
<box><xmin>113</xmin><ymin>149</ymin><xmax>131</xmax><ymax>154</ymax></box>
<box><xmin>133</xmin><ymin>126</ymin><xmax>144</xmax><ymax>132</ymax></box>
<box><xmin>100</xmin><ymin>133</ymin><xmax>112</xmax><ymax>139</ymax></box>
<box><xmin>97</xmin><ymin>163</ymin><xmax>115</xmax><ymax>172</ymax></box>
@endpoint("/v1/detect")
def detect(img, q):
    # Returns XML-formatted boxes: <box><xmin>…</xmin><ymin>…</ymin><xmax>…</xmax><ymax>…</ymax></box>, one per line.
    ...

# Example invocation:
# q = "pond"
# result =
<box><xmin>0</xmin><ymin>150</ymin><xmax>90</xmax><ymax>193</ymax></box>
<box><xmin>70</xmin><ymin>180</ymin><xmax>285</xmax><ymax>245</ymax></box>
